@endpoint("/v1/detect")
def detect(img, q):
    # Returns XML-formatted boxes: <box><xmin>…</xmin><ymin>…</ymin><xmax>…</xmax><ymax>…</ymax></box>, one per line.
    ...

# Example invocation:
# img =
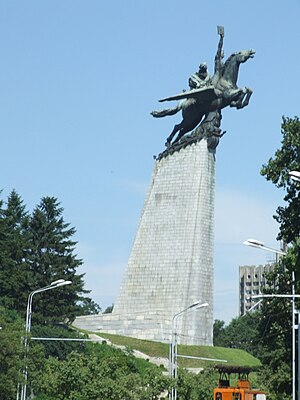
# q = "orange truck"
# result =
<box><xmin>214</xmin><ymin>366</ymin><xmax>266</xmax><ymax>400</ymax></box>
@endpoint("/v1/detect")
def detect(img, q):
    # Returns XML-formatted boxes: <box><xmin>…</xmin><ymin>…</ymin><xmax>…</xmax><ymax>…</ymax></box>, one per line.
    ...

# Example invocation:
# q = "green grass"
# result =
<box><xmin>177</xmin><ymin>344</ymin><xmax>261</xmax><ymax>368</ymax></box>
<box><xmin>76</xmin><ymin>329</ymin><xmax>261</xmax><ymax>369</ymax></box>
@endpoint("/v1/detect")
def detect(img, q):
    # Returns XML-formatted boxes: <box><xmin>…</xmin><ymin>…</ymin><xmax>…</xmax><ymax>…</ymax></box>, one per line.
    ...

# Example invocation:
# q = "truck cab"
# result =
<box><xmin>214</xmin><ymin>366</ymin><xmax>266</xmax><ymax>400</ymax></box>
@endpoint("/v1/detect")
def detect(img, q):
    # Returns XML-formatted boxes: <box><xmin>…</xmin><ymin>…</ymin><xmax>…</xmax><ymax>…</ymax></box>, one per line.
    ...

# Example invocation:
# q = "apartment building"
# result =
<box><xmin>239</xmin><ymin>264</ymin><xmax>274</xmax><ymax>316</ymax></box>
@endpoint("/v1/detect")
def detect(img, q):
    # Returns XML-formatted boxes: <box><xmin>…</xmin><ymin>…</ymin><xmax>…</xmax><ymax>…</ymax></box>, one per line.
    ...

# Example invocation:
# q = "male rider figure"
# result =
<box><xmin>188</xmin><ymin>63</ymin><xmax>211</xmax><ymax>90</ymax></box>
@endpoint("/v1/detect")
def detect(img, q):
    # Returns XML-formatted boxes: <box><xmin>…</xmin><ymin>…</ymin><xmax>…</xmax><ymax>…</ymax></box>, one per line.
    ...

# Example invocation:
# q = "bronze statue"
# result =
<box><xmin>151</xmin><ymin>26</ymin><xmax>255</xmax><ymax>147</ymax></box>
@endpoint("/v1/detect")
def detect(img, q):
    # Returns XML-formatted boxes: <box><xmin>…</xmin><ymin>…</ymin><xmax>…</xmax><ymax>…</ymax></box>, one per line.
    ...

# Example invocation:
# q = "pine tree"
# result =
<box><xmin>28</xmin><ymin>196</ymin><xmax>88</xmax><ymax>325</ymax></box>
<box><xmin>0</xmin><ymin>190</ymin><xmax>30</xmax><ymax>315</ymax></box>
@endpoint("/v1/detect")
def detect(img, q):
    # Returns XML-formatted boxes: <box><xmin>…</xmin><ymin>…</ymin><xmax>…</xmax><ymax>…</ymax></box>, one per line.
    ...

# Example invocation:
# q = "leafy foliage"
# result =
<box><xmin>259</xmin><ymin>116</ymin><xmax>300</xmax><ymax>399</ymax></box>
<box><xmin>255</xmin><ymin>252</ymin><xmax>297</xmax><ymax>400</ymax></box>
<box><xmin>213</xmin><ymin>313</ymin><xmax>261</xmax><ymax>357</ymax></box>
<box><xmin>261</xmin><ymin>116</ymin><xmax>300</xmax><ymax>243</ymax></box>
<box><xmin>0</xmin><ymin>190</ymin><xmax>31</xmax><ymax>315</ymax></box>
<box><xmin>0</xmin><ymin>190</ymin><xmax>103</xmax><ymax>397</ymax></box>
<box><xmin>0</xmin><ymin>191</ymin><xmax>99</xmax><ymax>324</ymax></box>
<box><xmin>177</xmin><ymin>368</ymin><xmax>217</xmax><ymax>400</ymax></box>
<box><xmin>0</xmin><ymin>307</ymin><xmax>23</xmax><ymax>400</ymax></box>
<box><xmin>28</xmin><ymin>196</ymin><xmax>88</xmax><ymax>324</ymax></box>
<box><xmin>32</xmin><ymin>344</ymin><xmax>170</xmax><ymax>400</ymax></box>
<box><xmin>213</xmin><ymin>319</ymin><xmax>225</xmax><ymax>346</ymax></box>
<box><xmin>31</xmin><ymin>324</ymin><xmax>88</xmax><ymax>360</ymax></box>
<box><xmin>77</xmin><ymin>297</ymin><xmax>102</xmax><ymax>315</ymax></box>
<box><xmin>103</xmin><ymin>303</ymin><xmax>114</xmax><ymax>313</ymax></box>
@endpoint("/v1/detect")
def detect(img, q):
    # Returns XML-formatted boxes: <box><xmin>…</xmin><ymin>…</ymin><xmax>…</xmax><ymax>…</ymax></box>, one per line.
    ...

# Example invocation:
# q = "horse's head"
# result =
<box><xmin>236</xmin><ymin>49</ymin><xmax>256</xmax><ymax>64</ymax></box>
<box><xmin>221</xmin><ymin>49</ymin><xmax>255</xmax><ymax>87</ymax></box>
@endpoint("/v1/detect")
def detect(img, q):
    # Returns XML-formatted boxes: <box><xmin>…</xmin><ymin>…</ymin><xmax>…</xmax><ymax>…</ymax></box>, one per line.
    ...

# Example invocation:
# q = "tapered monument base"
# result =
<box><xmin>75</xmin><ymin>138</ymin><xmax>215</xmax><ymax>345</ymax></box>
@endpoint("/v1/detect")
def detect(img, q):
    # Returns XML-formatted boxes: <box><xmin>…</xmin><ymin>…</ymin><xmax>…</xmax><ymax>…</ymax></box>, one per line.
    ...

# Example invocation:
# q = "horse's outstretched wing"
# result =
<box><xmin>159</xmin><ymin>86</ymin><xmax>217</xmax><ymax>103</ymax></box>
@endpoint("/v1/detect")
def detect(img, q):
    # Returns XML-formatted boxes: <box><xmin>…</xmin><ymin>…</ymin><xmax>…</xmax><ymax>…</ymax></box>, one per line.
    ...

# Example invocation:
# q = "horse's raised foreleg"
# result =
<box><xmin>228</xmin><ymin>88</ymin><xmax>245</xmax><ymax>109</ymax></box>
<box><xmin>238</xmin><ymin>87</ymin><xmax>253</xmax><ymax>109</ymax></box>
<box><xmin>230</xmin><ymin>87</ymin><xmax>253</xmax><ymax>109</ymax></box>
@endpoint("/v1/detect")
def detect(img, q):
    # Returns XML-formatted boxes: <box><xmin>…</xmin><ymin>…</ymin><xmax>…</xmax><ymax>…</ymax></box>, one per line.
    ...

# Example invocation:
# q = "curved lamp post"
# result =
<box><xmin>169</xmin><ymin>301</ymin><xmax>208</xmax><ymax>400</ymax></box>
<box><xmin>19</xmin><ymin>279</ymin><xmax>72</xmax><ymax>400</ymax></box>
<box><xmin>243</xmin><ymin>238</ymin><xmax>286</xmax><ymax>257</ymax></box>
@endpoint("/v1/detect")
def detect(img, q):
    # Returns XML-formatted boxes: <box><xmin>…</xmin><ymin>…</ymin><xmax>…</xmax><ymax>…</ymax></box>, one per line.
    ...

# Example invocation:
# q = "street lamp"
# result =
<box><xmin>289</xmin><ymin>171</ymin><xmax>300</xmax><ymax>182</ymax></box>
<box><xmin>250</xmin><ymin>291</ymin><xmax>300</xmax><ymax>400</ymax></box>
<box><xmin>19</xmin><ymin>279</ymin><xmax>72</xmax><ymax>400</ymax></box>
<box><xmin>169</xmin><ymin>301</ymin><xmax>208</xmax><ymax>400</ymax></box>
<box><xmin>243</xmin><ymin>238</ymin><xmax>286</xmax><ymax>258</ymax></box>
<box><xmin>243</xmin><ymin>238</ymin><xmax>300</xmax><ymax>400</ymax></box>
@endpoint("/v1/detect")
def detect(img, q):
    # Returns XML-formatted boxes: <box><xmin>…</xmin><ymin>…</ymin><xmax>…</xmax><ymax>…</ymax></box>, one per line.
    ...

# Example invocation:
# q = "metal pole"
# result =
<box><xmin>297</xmin><ymin>311</ymin><xmax>300</xmax><ymax>400</ymax></box>
<box><xmin>169</xmin><ymin>302</ymin><xmax>208</xmax><ymax>400</ymax></box>
<box><xmin>169</xmin><ymin>317</ymin><xmax>177</xmax><ymax>400</ymax></box>
<box><xmin>293</xmin><ymin>272</ymin><xmax>296</xmax><ymax>400</ymax></box>
<box><xmin>19</xmin><ymin>281</ymin><xmax>71</xmax><ymax>400</ymax></box>
<box><xmin>22</xmin><ymin>290</ymin><xmax>35</xmax><ymax>400</ymax></box>
<box><xmin>174</xmin><ymin>331</ymin><xmax>178</xmax><ymax>400</ymax></box>
<box><xmin>169</xmin><ymin>334</ymin><xmax>175</xmax><ymax>400</ymax></box>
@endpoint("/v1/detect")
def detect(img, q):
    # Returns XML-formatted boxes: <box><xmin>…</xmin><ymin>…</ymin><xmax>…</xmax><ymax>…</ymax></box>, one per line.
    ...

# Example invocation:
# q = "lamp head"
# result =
<box><xmin>195</xmin><ymin>302</ymin><xmax>209</xmax><ymax>310</ymax></box>
<box><xmin>289</xmin><ymin>170</ymin><xmax>300</xmax><ymax>182</ymax></box>
<box><xmin>50</xmin><ymin>279</ymin><xmax>66</xmax><ymax>286</ymax></box>
<box><xmin>56</xmin><ymin>280</ymin><xmax>72</xmax><ymax>288</ymax></box>
<box><xmin>243</xmin><ymin>239</ymin><xmax>264</xmax><ymax>248</ymax></box>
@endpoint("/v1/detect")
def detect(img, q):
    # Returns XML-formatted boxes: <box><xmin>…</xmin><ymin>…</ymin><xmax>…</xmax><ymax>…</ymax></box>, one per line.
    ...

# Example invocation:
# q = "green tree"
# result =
<box><xmin>32</xmin><ymin>345</ymin><xmax>170</xmax><ymax>400</ymax></box>
<box><xmin>31</xmin><ymin>324</ymin><xmax>88</xmax><ymax>360</ymax></box>
<box><xmin>261</xmin><ymin>116</ymin><xmax>300</xmax><ymax>243</ymax></box>
<box><xmin>28</xmin><ymin>196</ymin><xmax>88</xmax><ymax>325</ymax></box>
<box><xmin>0</xmin><ymin>307</ymin><xmax>23</xmax><ymax>400</ymax></box>
<box><xmin>213</xmin><ymin>319</ymin><xmax>225</xmax><ymax>346</ymax></box>
<box><xmin>177</xmin><ymin>368</ymin><xmax>217</xmax><ymax>400</ymax></box>
<box><xmin>255</xmin><ymin>253</ymin><xmax>296</xmax><ymax>400</ymax></box>
<box><xmin>77</xmin><ymin>297</ymin><xmax>102</xmax><ymax>315</ymax></box>
<box><xmin>259</xmin><ymin>116</ymin><xmax>300</xmax><ymax>400</ymax></box>
<box><xmin>0</xmin><ymin>190</ymin><xmax>31</xmax><ymax>315</ymax></box>
<box><xmin>104</xmin><ymin>303</ymin><xmax>114</xmax><ymax>314</ymax></box>
<box><xmin>213</xmin><ymin>313</ymin><xmax>261</xmax><ymax>357</ymax></box>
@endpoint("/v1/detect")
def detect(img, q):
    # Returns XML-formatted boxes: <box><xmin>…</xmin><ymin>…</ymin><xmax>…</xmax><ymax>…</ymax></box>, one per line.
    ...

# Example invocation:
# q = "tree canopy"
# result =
<box><xmin>215</xmin><ymin>117</ymin><xmax>300</xmax><ymax>400</ymax></box>
<box><xmin>0</xmin><ymin>191</ymin><xmax>95</xmax><ymax>324</ymax></box>
<box><xmin>258</xmin><ymin>116</ymin><xmax>300</xmax><ymax>399</ymax></box>
<box><xmin>261</xmin><ymin>116</ymin><xmax>300</xmax><ymax>243</ymax></box>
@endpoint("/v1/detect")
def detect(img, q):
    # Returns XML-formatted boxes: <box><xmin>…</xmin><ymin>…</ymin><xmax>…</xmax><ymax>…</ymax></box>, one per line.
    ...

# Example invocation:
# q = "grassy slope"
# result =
<box><xmin>83</xmin><ymin>331</ymin><xmax>261</xmax><ymax>369</ymax></box>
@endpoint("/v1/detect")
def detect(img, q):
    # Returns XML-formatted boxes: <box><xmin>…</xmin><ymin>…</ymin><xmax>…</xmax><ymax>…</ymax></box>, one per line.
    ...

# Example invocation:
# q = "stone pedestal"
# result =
<box><xmin>74</xmin><ymin>139</ymin><xmax>215</xmax><ymax>345</ymax></box>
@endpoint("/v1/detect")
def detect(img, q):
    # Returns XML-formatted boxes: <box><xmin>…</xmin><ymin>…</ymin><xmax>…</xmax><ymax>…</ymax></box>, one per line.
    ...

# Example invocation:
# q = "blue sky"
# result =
<box><xmin>0</xmin><ymin>1</ymin><xmax>299</xmax><ymax>323</ymax></box>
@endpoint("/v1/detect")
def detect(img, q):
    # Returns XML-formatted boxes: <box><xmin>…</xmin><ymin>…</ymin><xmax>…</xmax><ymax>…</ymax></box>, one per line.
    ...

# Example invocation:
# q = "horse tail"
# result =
<box><xmin>151</xmin><ymin>103</ymin><xmax>182</xmax><ymax>118</ymax></box>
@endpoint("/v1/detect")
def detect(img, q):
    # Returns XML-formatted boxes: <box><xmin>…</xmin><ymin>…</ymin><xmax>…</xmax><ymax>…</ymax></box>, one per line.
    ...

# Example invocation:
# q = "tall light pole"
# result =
<box><xmin>288</xmin><ymin>170</ymin><xmax>300</xmax><ymax>400</ymax></box>
<box><xmin>251</xmin><ymin>292</ymin><xmax>300</xmax><ymax>400</ymax></box>
<box><xmin>19</xmin><ymin>279</ymin><xmax>72</xmax><ymax>400</ymax></box>
<box><xmin>243</xmin><ymin>238</ymin><xmax>299</xmax><ymax>400</ymax></box>
<box><xmin>169</xmin><ymin>301</ymin><xmax>208</xmax><ymax>400</ymax></box>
